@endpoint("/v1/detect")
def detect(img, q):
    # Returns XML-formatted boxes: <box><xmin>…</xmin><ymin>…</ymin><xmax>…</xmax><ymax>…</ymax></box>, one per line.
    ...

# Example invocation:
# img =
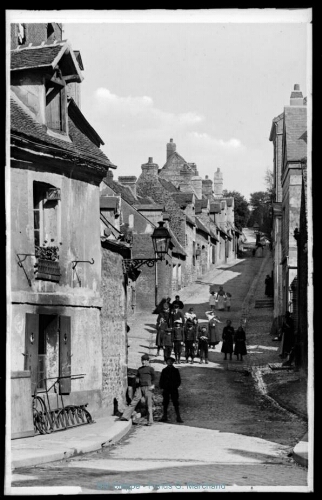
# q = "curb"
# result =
<box><xmin>293</xmin><ymin>433</ymin><xmax>308</xmax><ymax>468</ymax></box>
<box><xmin>12</xmin><ymin>420</ymin><xmax>132</xmax><ymax>469</ymax></box>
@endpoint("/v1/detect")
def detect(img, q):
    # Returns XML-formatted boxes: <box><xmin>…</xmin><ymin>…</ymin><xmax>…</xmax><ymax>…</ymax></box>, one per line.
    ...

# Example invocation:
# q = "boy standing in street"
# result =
<box><xmin>197</xmin><ymin>324</ymin><xmax>210</xmax><ymax>364</ymax></box>
<box><xmin>184</xmin><ymin>319</ymin><xmax>197</xmax><ymax>364</ymax></box>
<box><xmin>170</xmin><ymin>303</ymin><xmax>185</xmax><ymax>327</ymax></box>
<box><xmin>172</xmin><ymin>318</ymin><xmax>184</xmax><ymax>364</ymax></box>
<box><xmin>161</xmin><ymin>326</ymin><xmax>174</xmax><ymax>365</ymax></box>
<box><xmin>159</xmin><ymin>357</ymin><xmax>183</xmax><ymax>423</ymax></box>
<box><xmin>120</xmin><ymin>354</ymin><xmax>155</xmax><ymax>425</ymax></box>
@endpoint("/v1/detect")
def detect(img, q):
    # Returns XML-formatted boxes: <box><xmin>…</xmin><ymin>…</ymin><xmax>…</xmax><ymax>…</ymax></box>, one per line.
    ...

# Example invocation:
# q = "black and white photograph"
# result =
<box><xmin>5</xmin><ymin>8</ymin><xmax>313</xmax><ymax>494</ymax></box>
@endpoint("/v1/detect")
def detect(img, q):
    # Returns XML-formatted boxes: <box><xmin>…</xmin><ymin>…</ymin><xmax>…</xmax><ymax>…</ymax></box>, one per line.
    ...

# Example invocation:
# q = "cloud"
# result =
<box><xmin>92</xmin><ymin>87</ymin><xmax>204</xmax><ymax>130</ymax></box>
<box><xmin>188</xmin><ymin>131</ymin><xmax>245</xmax><ymax>150</ymax></box>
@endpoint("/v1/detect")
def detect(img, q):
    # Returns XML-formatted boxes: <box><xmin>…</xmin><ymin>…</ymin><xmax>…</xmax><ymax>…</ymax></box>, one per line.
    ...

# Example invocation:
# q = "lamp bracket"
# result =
<box><xmin>122</xmin><ymin>257</ymin><xmax>162</xmax><ymax>274</ymax></box>
<box><xmin>71</xmin><ymin>258</ymin><xmax>95</xmax><ymax>270</ymax></box>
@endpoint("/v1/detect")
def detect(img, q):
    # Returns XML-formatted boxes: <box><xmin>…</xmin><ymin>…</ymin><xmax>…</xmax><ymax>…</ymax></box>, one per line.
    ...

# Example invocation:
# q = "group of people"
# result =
<box><xmin>221</xmin><ymin>319</ymin><xmax>248</xmax><ymax>361</ymax></box>
<box><xmin>120</xmin><ymin>353</ymin><xmax>183</xmax><ymax>426</ymax></box>
<box><xmin>120</xmin><ymin>294</ymin><xmax>248</xmax><ymax>427</ymax></box>
<box><xmin>155</xmin><ymin>294</ymin><xmax>246</xmax><ymax>365</ymax></box>
<box><xmin>209</xmin><ymin>286</ymin><xmax>232</xmax><ymax>311</ymax></box>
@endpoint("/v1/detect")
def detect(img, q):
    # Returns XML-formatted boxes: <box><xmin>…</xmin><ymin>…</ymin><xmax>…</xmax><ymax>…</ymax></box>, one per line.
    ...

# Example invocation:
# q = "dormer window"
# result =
<box><xmin>45</xmin><ymin>70</ymin><xmax>67</xmax><ymax>133</ymax></box>
<box><xmin>17</xmin><ymin>24</ymin><xmax>26</xmax><ymax>45</ymax></box>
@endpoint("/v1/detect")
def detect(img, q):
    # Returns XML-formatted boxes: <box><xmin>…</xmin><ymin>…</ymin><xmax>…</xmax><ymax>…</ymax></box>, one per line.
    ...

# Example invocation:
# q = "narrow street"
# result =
<box><xmin>12</xmin><ymin>245</ymin><xmax>308</xmax><ymax>492</ymax></box>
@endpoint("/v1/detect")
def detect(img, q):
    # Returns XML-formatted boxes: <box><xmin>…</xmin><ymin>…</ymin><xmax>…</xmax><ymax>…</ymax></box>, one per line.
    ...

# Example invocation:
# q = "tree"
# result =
<box><xmin>248</xmin><ymin>190</ymin><xmax>272</xmax><ymax>238</ymax></box>
<box><xmin>222</xmin><ymin>190</ymin><xmax>250</xmax><ymax>230</ymax></box>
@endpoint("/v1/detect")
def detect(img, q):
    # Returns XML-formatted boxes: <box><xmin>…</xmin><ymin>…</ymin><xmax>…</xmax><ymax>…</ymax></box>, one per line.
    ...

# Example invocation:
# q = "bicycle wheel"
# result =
<box><xmin>65</xmin><ymin>406</ymin><xmax>76</xmax><ymax>426</ymax></box>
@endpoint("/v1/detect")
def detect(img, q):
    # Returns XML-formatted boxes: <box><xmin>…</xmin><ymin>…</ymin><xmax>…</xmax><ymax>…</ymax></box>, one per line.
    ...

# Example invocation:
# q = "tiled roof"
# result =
<box><xmin>168</xmin><ymin>227</ymin><xmax>187</xmax><ymax>257</ymax></box>
<box><xmin>195</xmin><ymin>200</ymin><xmax>202</xmax><ymax>214</ymax></box>
<box><xmin>11</xmin><ymin>43</ymin><xmax>63</xmax><ymax>70</ymax></box>
<box><xmin>185</xmin><ymin>214</ymin><xmax>195</xmax><ymax>226</ymax></box>
<box><xmin>171</xmin><ymin>192</ymin><xmax>194</xmax><ymax>208</ymax></box>
<box><xmin>162</xmin><ymin>151</ymin><xmax>189</xmax><ymax>170</ymax></box>
<box><xmin>195</xmin><ymin>217</ymin><xmax>210</xmax><ymax>235</ymax></box>
<box><xmin>134</xmin><ymin>204</ymin><xmax>164</xmax><ymax>210</ymax></box>
<box><xmin>100</xmin><ymin>196</ymin><xmax>119</xmax><ymax>210</ymax></box>
<box><xmin>103</xmin><ymin>178</ymin><xmax>137</xmax><ymax>205</ymax></box>
<box><xmin>284</xmin><ymin>106</ymin><xmax>307</xmax><ymax>162</ymax></box>
<box><xmin>210</xmin><ymin>202</ymin><xmax>221</xmax><ymax>214</ymax></box>
<box><xmin>10</xmin><ymin>94</ymin><xmax>114</xmax><ymax>170</ymax></box>
<box><xmin>11</xmin><ymin>41</ymin><xmax>83</xmax><ymax>83</ymax></box>
<box><xmin>209</xmin><ymin>226</ymin><xmax>219</xmax><ymax>242</ymax></box>
<box><xmin>158</xmin><ymin>178</ymin><xmax>179</xmax><ymax>192</ymax></box>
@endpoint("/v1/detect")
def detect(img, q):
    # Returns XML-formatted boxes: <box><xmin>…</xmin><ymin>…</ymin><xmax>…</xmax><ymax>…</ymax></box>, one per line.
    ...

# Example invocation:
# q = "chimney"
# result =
<box><xmin>141</xmin><ymin>157</ymin><xmax>159</xmax><ymax>177</ymax></box>
<box><xmin>191</xmin><ymin>176</ymin><xmax>203</xmax><ymax>200</ymax></box>
<box><xmin>104</xmin><ymin>169</ymin><xmax>114</xmax><ymax>184</ymax></box>
<box><xmin>118</xmin><ymin>176</ymin><xmax>137</xmax><ymax>198</ymax></box>
<box><xmin>213</xmin><ymin>168</ymin><xmax>223</xmax><ymax>197</ymax></box>
<box><xmin>188</xmin><ymin>163</ymin><xmax>198</xmax><ymax>175</ymax></box>
<box><xmin>290</xmin><ymin>84</ymin><xmax>304</xmax><ymax>106</ymax></box>
<box><xmin>167</xmin><ymin>138</ymin><xmax>176</xmax><ymax>159</ymax></box>
<box><xmin>202</xmin><ymin>176</ymin><xmax>213</xmax><ymax>198</ymax></box>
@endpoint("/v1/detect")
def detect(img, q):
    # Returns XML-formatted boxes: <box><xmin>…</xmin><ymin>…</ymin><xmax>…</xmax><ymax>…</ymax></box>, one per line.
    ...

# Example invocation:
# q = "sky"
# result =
<box><xmin>8</xmin><ymin>10</ymin><xmax>311</xmax><ymax>201</ymax></box>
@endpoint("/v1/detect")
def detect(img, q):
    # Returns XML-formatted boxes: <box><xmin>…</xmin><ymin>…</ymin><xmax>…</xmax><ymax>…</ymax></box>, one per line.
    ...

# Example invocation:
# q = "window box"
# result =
<box><xmin>35</xmin><ymin>258</ymin><xmax>61</xmax><ymax>282</ymax></box>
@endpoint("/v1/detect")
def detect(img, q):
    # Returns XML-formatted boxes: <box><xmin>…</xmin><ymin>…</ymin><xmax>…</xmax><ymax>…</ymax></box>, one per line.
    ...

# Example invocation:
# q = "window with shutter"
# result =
<box><xmin>45</xmin><ymin>73</ymin><xmax>67</xmax><ymax>133</ymax></box>
<box><xmin>24</xmin><ymin>314</ymin><xmax>39</xmax><ymax>394</ymax></box>
<box><xmin>59</xmin><ymin>316</ymin><xmax>71</xmax><ymax>394</ymax></box>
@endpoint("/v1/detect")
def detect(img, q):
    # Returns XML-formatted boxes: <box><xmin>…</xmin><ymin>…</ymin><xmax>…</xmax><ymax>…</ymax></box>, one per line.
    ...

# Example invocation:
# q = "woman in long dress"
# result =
<box><xmin>205</xmin><ymin>311</ymin><xmax>221</xmax><ymax>348</ymax></box>
<box><xmin>217</xmin><ymin>286</ymin><xmax>226</xmax><ymax>311</ymax></box>
<box><xmin>221</xmin><ymin>319</ymin><xmax>234</xmax><ymax>360</ymax></box>
<box><xmin>234</xmin><ymin>325</ymin><xmax>247</xmax><ymax>361</ymax></box>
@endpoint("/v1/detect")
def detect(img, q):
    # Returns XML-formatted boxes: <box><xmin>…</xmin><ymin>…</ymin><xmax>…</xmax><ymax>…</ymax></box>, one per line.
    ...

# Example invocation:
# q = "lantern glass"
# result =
<box><xmin>151</xmin><ymin>221</ymin><xmax>171</xmax><ymax>259</ymax></box>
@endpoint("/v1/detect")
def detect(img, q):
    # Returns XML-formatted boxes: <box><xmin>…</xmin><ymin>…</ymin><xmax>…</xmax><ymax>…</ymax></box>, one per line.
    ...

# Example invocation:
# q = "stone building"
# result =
<box><xmin>269</xmin><ymin>84</ymin><xmax>308</xmax><ymax>357</ymax></box>
<box><xmin>269</xmin><ymin>112</ymin><xmax>284</xmax><ymax>332</ymax></box>
<box><xmin>100</xmin><ymin>170</ymin><xmax>186</xmax><ymax>311</ymax></box>
<box><xmin>280</xmin><ymin>85</ymin><xmax>307</xmax><ymax>316</ymax></box>
<box><xmin>9</xmin><ymin>25</ymin><xmax>129</xmax><ymax>437</ymax></box>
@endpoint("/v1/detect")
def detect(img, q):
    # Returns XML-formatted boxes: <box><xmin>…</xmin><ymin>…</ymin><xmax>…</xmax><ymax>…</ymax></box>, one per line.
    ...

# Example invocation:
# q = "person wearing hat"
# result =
<box><xmin>160</xmin><ymin>325</ymin><xmax>174</xmax><ymax>365</ymax></box>
<box><xmin>120</xmin><ymin>354</ymin><xmax>155</xmax><ymax>425</ymax></box>
<box><xmin>197</xmin><ymin>324</ymin><xmax>210</xmax><ymax>364</ymax></box>
<box><xmin>172</xmin><ymin>318</ymin><xmax>184</xmax><ymax>364</ymax></box>
<box><xmin>170</xmin><ymin>302</ymin><xmax>185</xmax><ymax>327</ymax></box>
<box><xmin>184</xmin><ymin>307</ymin><xmax>198</xmax><ymax>326</ymax></box>
<box><xmin>159</xmin><ymin>357</ymin><xmax>183</xmax><ymax>423</ymax></box>
<box><xmin>184</xmin><ymin>318</ymin><xmax>197</xmax><ymax>363</ymax></box>
<box><xmin>156</xmin><ymin>302</ymin><xmax>172</xmax><ymax>356</ymax></box>
<box><xmin>171</xmin><ymin>295</ymin><xmax>184</xmax><ymax>310</ymax></box>
<box><xmin>205</xmin><ymin>310</ymin><xmax>222</xmax><ymax>349</ymax></box>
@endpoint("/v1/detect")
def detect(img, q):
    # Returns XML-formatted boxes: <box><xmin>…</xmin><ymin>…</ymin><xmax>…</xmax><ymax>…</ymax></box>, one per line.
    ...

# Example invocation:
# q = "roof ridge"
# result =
<box><xmin>12</xmin><ymin>40</ymin><xmax>66</xmax><ymax>52</ymax></box>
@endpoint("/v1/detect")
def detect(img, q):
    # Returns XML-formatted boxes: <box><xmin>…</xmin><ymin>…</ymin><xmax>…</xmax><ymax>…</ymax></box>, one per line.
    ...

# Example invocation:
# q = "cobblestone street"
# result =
<box><xmin>12</xmin><ymin>247</ymin><xmax>309</xmax><ymax>492</ymax></box>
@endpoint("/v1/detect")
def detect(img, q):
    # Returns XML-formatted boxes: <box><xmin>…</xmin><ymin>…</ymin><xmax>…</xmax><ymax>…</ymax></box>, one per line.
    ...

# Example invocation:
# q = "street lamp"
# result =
<box><xmin>253</xmin><ymin>222</ymin><xmax>259</xmax><ymax>235</ymax></box>
<box><xmin>122</xmin><ymin>221</ymin><xmax>172</xmax><ymax>274</ymax></box>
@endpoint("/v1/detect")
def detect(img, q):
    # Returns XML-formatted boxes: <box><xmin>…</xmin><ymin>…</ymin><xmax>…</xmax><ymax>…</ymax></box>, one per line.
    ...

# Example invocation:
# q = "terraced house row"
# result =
<box><xmin>8</xmin><ymin>22</ymin><xmax>242</xmax><ymax>438</ymax></box>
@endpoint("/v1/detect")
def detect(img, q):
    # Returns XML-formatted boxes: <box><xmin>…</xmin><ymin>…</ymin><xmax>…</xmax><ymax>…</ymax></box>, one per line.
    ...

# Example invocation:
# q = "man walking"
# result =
<box><xmin>121</xmin><ymin>354</ymin><xmax>155</xmax><ymax>425</ymax></box>
<box><xmin>159</xmin><ymin>357</ymin><xmax>183</xmax><ymax>423</ymax></box>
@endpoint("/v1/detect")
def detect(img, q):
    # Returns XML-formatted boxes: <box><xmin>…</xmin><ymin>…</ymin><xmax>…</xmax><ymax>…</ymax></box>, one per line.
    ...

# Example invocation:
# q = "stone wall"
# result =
<box><xmin>100</xmin><ymin>246</ymin><xmax>128</xmax><ymax>415</ymax></box>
